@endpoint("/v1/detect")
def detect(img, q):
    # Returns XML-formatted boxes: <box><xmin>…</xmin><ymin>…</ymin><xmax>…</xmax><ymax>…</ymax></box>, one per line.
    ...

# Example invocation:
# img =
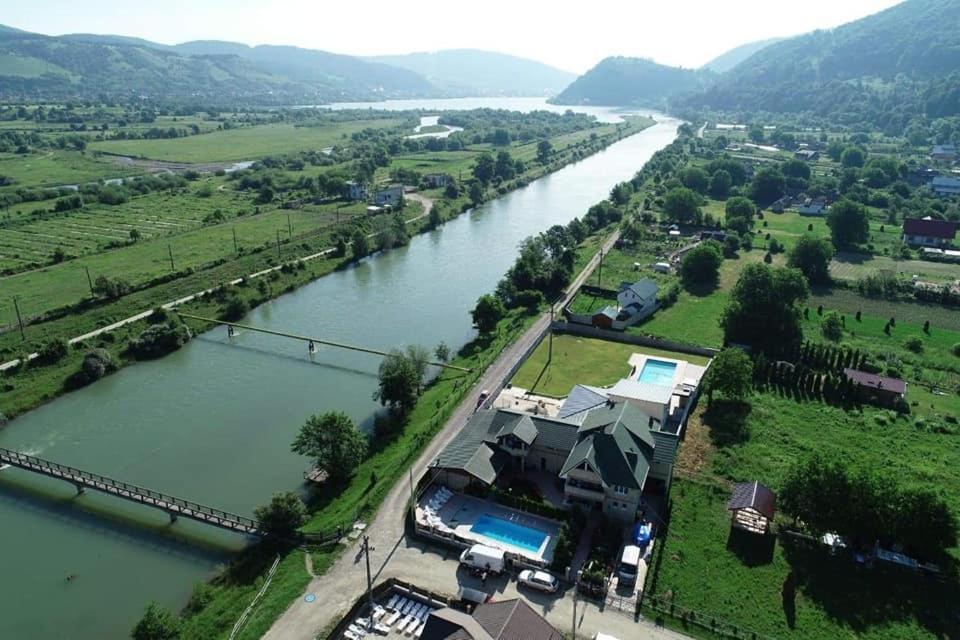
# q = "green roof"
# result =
<box><xmin>431</xmin><ymin>409</ymin><xmax>578</xmax><ymax>485</ymax></box>
<box><xmin>560</xmin><ymin>402</ymin><xmax>656</xmax><ymax>490</ymax></box>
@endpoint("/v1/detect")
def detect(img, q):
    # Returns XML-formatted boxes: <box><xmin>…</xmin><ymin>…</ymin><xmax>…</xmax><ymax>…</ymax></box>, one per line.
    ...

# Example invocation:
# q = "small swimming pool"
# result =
<box><xmin>471</xmin><ymin>514</ymin><xmax>548</xmax><ymax>554</ymax></box>
<box><xmin>638</xmin><ymin>359</ymin><xmax>677</xmax><ymax>386</ymax></box>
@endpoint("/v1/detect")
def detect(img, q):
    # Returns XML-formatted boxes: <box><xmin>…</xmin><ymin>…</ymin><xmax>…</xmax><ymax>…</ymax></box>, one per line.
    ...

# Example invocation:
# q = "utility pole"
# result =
<box><xmin>84</xmin><ymin>266</ymin><xmax>94</xmax><ymax>293</ymax></box>
<box><xmin>232</xmin><ymin>226</ymin><xmax>238</xmax><ymax>255</ymax></box>
<box><xmin>597</xmin><ymin>249</ymin><xmax>604</xmax><ymax>286</ymax></box>
<box><xmin>12</xmin><ymin>296</ymin><xmax>25</xmax><ymax>341</ymax></box>
<box><xmin>363</xmin><ymin>536</ymin><xmax>375</xmax><ymax>630</ymax></box>
<box><xmin>276</xmin><ymin>229</ymin><xmax>281</xmax><ymax>258</ymax></box>
<box><xmin>167</xmin><ymin>244</ymin><xmax>175</xmax><ymax>271</ymax></box>
<box><xmin>548</xmin><ymin>304</ymin><xmax>554</xmax><ymax>363</ymax></box>
<box><xmin>571</xmin><ymin>571</ymin><xmax>578</xmax><ymax>640</ymax></box>
<box><xmin>287</xmin><ymin>212</ymin><xmax>292</xmax><ymax>238</ymax></box>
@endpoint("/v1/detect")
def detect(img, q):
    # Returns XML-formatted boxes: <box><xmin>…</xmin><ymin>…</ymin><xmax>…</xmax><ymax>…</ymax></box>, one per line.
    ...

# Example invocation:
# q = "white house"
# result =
<box><xmin>617</xmin><ymin>280</ymin><xmax>659</xmax><ymax>321</ymax></box>
<box><xmin>345</xmin><ymin>181</ymin><xmax>367</xmax><ymax>201</ymax></box>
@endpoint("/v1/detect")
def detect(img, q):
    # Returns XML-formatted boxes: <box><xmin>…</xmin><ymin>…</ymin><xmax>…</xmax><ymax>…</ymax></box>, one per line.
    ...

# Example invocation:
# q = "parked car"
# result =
<box><xmin>517</xmin><ymin>569</ymin><xmax>559</xmax><ymax>593</ymax></box>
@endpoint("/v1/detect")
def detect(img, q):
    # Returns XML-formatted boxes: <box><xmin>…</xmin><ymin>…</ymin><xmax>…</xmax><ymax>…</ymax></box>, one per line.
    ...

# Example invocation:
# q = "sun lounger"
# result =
<box><xmin>373</xmin><ymin>605</ymin><xmax>386</xmax><ymax>620</ymax></box>
<box><xmin>387</xmin><ymin>595</ymin><xmax>399</xmax><ymax>610</ymax></box>
<box><xmin>374</xmin><ymin>622</ymin><xmax>391</xmax><ymax>635</ymax></box>
<box><xmin>415</xmin><ymin>621</ymin><xmax>426</xmax><ymax>638</ymax></box>
<box><xmin>347</xmin><ymin>624</ymin><xmax>366</xmax><ymax>637</ymax></box>
<box><xmin>385</xmin><ymin>609</ymin><xmax>402</xmax><ymax>627</ymax></box>
<box><xmin>343</xmin><ymin>630</ymin><xmax>360</xmax><ymax>640</ymax></box>
<box><xmin>396</xmin><ymin>615</ymin><xmax>414</xmax><ymax>633</ymax></box>
<box><xmin>404</xmin><ymin>620</ymin><xmax>419</xmax><ymax>637</ymax></box>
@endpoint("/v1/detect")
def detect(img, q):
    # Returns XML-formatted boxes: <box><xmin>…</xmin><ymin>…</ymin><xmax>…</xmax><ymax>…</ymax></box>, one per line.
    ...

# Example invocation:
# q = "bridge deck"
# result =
<box><xmin>0</xmin><ymin>447</ymin><xmax>262</xmax><ymax>536</ymax></box>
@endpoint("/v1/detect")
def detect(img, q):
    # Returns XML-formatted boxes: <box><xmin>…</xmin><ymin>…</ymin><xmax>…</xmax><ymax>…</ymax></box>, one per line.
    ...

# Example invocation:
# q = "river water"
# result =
<box><xmin>0</xmin><ymin>104</ymin><xmax>679</xmax><ymax>639</ymax></box>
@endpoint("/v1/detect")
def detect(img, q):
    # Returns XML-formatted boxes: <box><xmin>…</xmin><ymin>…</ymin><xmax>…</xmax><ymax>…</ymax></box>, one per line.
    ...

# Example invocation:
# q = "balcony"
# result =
<box><xmin>565</xmin><ymin>479</ymin><xmax>604</xmax><ymax>502</ymax></box>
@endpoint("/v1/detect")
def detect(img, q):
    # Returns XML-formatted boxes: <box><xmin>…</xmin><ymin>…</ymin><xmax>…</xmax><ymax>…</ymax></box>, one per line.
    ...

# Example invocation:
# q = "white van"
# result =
<box><xmin>459</xmin><ymin>544</ymin><xmax>506</xmax><ymax>574</ymax></box>
<box><xmin>617</xmin><ymin>545</ymin><xmax>642</xmax><ymax>586</ymax></box>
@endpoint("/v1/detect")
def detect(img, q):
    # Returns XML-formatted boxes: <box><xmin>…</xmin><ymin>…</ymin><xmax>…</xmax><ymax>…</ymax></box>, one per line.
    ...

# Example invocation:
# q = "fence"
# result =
<box><xmin>229</xmin><ymin>555</ymin><xmax>280</xmax><ymax>640</ymax></box>
<box><xmin>552</xmin><ymin>321</ymin><xmax>720</xmax><ymax>358</ymax></box>
<box><xmin>641</xmin><ymin>594</ymin><xmax>778</xmax><ymax>640</ymax></box>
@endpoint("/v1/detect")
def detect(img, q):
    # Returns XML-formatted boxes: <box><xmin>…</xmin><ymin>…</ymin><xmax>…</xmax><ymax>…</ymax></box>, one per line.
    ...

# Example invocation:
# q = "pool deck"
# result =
<box><xmin>416</xmin><ymin>487</ymin><xmax>560</xmax><ymax>565</ymax></box>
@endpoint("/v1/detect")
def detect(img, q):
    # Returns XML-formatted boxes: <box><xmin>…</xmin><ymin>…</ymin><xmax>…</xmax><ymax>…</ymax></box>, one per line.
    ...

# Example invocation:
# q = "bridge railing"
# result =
<box><xmin>0</xmin><ymin>447</ymin><xmax>259</xmax><ymax>529</ymax></box>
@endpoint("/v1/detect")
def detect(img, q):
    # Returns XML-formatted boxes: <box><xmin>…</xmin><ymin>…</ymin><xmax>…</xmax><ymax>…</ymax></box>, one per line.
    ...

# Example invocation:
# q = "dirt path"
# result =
<box><xmin>263</xmin><ymin>229</ymin><xmax>622</xmax><ymax>640</ymax></box>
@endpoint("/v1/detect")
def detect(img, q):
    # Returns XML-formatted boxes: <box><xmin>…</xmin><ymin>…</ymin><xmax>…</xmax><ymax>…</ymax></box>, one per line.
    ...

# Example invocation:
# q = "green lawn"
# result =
<box><xmin>0</xmin><ymin>150</ymin><xmax>136</xmax><ymax>188</ymax></box>
<box><xmin>510</xmin><ymin>334</ymin><xmax>711</xmax><ymax>398</ymax></box>
<box><xmin>641</xmin><ymin>251</ymin><xmax>774</xmax><ymax>348</ymax></box>
<box><xmin>650</xmin><ymin>479</ymin><xmax>960</xmax><ymax>640</ymax></box>
<box><xmin>90</xmin><ymin>119</ymin><xmax>404</xmax><ymax>163</ymax></box>
<box><xmin>829</xmin><ymin>253</ymin><xmax>960</xmax><ymax>284</ymax></box>
<box><xmin>809</xmin><ymin>287</ymin><xmax>960</xmax><ymax>332</ymax></box>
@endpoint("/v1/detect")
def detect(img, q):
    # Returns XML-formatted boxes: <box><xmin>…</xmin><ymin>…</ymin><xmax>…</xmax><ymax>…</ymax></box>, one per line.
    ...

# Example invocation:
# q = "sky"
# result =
<box><xmin>3</xmin><ymin>0</ymin><xmax>905</xmax><ymax>73</ymax></box>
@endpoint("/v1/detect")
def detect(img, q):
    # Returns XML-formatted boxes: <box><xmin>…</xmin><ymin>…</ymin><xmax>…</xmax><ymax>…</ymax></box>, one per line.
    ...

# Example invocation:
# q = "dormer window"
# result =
<box><xmin>614</xmin><ymin>485</ymin><xmax>629</xmax><ymax>496</ymax></box>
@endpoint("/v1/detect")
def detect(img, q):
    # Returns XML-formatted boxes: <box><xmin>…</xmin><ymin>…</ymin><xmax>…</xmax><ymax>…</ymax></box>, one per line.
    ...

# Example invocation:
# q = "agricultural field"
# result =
<box><xmin>829</xmin><ymin>252</ymin><xmax>960</xmax><ymax>284</ymax></box>
<box><xmin>0</xmin><ymin>196</ymin><xmax>376</xmax><ymax>323</ymax></box>
<box><xmin>89</xmin><ymin>118</ymin><xmax>405</xmax><ymax>163</ymax></box>
<box><xmin>809</xmin><ymin>287</ymin><xmax>960</xmax><ymax>332</ymax></box>
<box><xmin>510</xmin><ymin>334</ymin><xmax>710</xmax><ymax>398</ymax></box>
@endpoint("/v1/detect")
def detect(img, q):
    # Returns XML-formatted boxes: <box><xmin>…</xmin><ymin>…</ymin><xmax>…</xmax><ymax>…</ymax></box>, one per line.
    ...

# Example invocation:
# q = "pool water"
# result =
<box><xmin>471</xmin><ymin>515</ymin><xmax>548</xmax><ymax>553</ymax></box>
<box><xmin>638</xmin><ymin>359</ymin><xmax>677</xmax><ymax>386</ymax></box>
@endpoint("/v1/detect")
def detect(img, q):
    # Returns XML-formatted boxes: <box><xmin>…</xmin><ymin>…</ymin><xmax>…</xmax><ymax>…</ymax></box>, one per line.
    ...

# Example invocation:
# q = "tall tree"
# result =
<box><xmin>536</xmin><ymin>140</ymin><xmax>553</xmax><ymax>164</ymax></box>
<box><xmin>374</xmin><ymin>347</ymin><xmax>428</xmax><ymax>415</ymax></box>
<box><xmin>254</xmin><ymin>492</ymin><xmax>308</xmax><ymax>540</ymax></box>
<box><xmin>472</xmin><ymin>294</ymin><xmax>505</xmax><ymax>334</ymax></box>
<box><xmin>704</xmin><ymin>348</ymin><xmax>753</xmax><ymax>403</ymax></box>
<box><xmin>787</xmin><ymin>234</ymin><xmax>835</xmax><ymax>284</ymax></box>
<box><xmin>291</xmin><ymin>412</ymin><xmax>368</xmax><ymax>483</ymax></box>
<box><xmin>749</xmin><ymin>166</ymin><xmax>786</xmax><ymax>207</ymax></box>
<box><xmin>663</xmin><ymin>187</ymin><xmax>702</xmax><ymax>224</ymax></box>
<box><xmin>681</xmin><ymin>240</ymin><xmax>723</xmax><ymax>289</ymax></box>
<box><xmin>721</xmin><ymin>263</ymin><xmax>810</xmax><ymax>353</ymax></box>
<box><xmin>827</xmin><ymin>199</ymin><xmax>869</xmax><ymax>248</ymax></box>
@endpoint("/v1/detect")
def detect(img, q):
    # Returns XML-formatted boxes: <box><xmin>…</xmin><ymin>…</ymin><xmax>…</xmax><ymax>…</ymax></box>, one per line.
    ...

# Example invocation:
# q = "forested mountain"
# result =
<box><xmin>551</xmin><ymin>57</ymin><xmax>710</xmax><ymax>107</ymax></box>
<box><xmin>368</xmin><ymin>49</ymin><xmax>576</xmax><ymax>97</ymax></box>
<box><xmin>683</xmin><ymin>0</ymin><xmax>960</xmax><ymax>133</ymax></box>
<box><xmin>0</xmin><ymin>26</ymin><xmax>435</xmax><ymax>103</ymax></box>
<box><xmin>700</xmin><ymin>38</ymin><xmax>783</xmax><ymax>73</ymax></box>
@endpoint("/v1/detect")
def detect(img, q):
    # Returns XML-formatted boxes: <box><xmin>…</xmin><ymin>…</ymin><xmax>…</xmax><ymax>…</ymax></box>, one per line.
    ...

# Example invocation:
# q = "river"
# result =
<box><xmin>0</xmin><ymin>106</ymin><xmax>679</xmax><ymax>640</ymax></box>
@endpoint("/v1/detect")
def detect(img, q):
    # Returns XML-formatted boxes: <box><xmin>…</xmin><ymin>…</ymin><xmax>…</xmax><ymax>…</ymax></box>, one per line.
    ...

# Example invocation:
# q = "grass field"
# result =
<box><xmin>650</xmin><ymin>479</ymin><xmax>959</xmax><ymax>640</ymax></box>
<box><xmin>809</xmin><ymin>287</ymin><xmax>960</xmax><ymax>332</ymax></box>
<box><xmin>0</xmin><ymin>150</ymin><xmax>136</xmax><ymax>188</ymax></box>
<box><xmin>829</xmin><ymin>253</ymin><xmax>960</xmax><ymax>283</ymax></box>
<box><xmin>641</xmin><ymin>251</ymin><xmax>774</xmax><ymax>348</ymax></box>
<box><xmin>89</xmin><ymin>119</ymin><xmax>405</xmax><ymax>163</ymax></box>
<box><xmin>510</xmin><ymin>334</ymin><xmax>711</xmax><ymax>398</ymax></box>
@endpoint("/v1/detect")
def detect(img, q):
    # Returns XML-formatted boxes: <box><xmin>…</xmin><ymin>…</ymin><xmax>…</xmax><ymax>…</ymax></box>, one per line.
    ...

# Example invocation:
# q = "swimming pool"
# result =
<box><xmin>638</xmin><ymin>359</ymin><xmax>677</xmax><ymax>386</ymax></box>
<box><xmin>471</xmin><ymin>514</ymin><xmax>548</xmax><ymax>553</ymax></box>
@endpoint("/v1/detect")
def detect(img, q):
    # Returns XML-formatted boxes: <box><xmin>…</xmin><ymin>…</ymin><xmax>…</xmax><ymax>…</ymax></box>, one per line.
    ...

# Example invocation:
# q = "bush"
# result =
<box><xmin>66</xmin><ymin>348</ymin><xmax>117</xmax><ymax>389</ymax></box>
<box><xmin>220</xmin><ymin>296</ymin><xmax>249</xmax><ymax>322</ymax></box>
<box><xmin>903</xmin><ymin>336</ymin><xmax>924</xmax><ymax>353</ymax></box>
<box><xmin>952</xmin><ymin>343</ymin><xmax>960</xmax><ymax>357</ymax></box>
<box><xmin>37</xmin><ymin>338</ymin><xmax>69</xmax><ymax>365</ymax></box>
<box><xmin>92</xmin><ymin>275</ymin><xmax>132</xmax><ymax>300</ymax></box>
<box><xmin>128</xmin><ymin>323</ymin><xmax>192</xmax><ymax>360</ymax></box>
<box><xmin>821</xmin><ymin>311</ymin><xmax>843</xmax><ymax>342</ymax></box>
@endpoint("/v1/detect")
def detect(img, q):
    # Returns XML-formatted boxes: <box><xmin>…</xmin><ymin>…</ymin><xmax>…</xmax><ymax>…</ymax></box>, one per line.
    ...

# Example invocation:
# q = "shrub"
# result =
<box><xmin>821</xmin><ymin>312</ymin><xmax>843</xmax><ymax>342</ymax></box>
<box><xmin>952</xmin><ymin>343</ymin><xmax>960</xmax><ymax>357</ymax></box>
<box><xmin>92</xmin><ymin>275</ymin><xmax>131</xmax><ymax>300</ymax></box>
<box><xmin>66</xmin><ymin>348</ymin><xmax>117</xmax><ymax>389</ymax></box>
<box><xmin>37</xmin><ymin>338</ymin><xmax>69</xmax><ymax>365</ymax></box>
<box><xmin>128</xmin><ymin>323</ymin><xmax>192</xmax><ymax>360</ymax></box>
<box><xmin>903</xmin><ymin>336</ymin><xmax>924</xmax><ymax>353</ymax></box>
<box><xmin>220</xmin><ymin>296</ymin><xmax>249</xmax><ymax>321</ymax></box>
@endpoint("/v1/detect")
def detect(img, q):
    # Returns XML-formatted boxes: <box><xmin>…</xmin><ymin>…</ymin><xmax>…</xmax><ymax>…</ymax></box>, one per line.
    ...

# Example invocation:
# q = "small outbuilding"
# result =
<box><xmin>728</xmin><ymin>481</ymin><xmax>776</xmax><ymax>534</ymax></box>
<box><xmin>843</xmin><ymin>368</ymin><xmax>907</xmax><ymax>406</ymax></box>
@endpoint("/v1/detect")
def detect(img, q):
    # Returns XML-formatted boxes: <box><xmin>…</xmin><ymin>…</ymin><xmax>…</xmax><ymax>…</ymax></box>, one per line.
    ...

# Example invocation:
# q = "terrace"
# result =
<box><xmin>415</xmin><ymin>486</ymin><xmax>561</xmax><ymax>566</ymax></box>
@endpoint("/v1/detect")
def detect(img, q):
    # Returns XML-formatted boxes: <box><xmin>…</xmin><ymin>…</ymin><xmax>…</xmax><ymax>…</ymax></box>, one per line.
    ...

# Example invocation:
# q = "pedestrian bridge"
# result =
<box><xmin>0</xmin><ymin>446</ymin><xmax>263</xmax><ymax>536</ymax></box>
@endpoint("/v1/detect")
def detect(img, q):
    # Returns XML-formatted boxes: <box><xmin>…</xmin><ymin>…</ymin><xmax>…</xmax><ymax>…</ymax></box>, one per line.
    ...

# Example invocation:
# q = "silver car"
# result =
<box><xmin>517</xmin><ymin>569</ymin><xmax>559</xmax><ymax>593</ymax></box>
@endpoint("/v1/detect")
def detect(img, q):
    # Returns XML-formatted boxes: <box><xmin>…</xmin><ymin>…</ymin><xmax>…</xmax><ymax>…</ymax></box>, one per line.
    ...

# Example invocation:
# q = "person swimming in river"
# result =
<box><xmin>66</xmin><ymin>574</ymin><xmax>76</xmax><ymax>582</ymax></box>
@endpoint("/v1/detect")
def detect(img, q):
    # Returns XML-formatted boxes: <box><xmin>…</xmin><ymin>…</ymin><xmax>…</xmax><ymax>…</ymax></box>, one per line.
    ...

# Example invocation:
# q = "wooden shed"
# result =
<box><xmin>728</xmin><ymin>481</ymin><xmax>776</xmax><ymax>534</ymax></box>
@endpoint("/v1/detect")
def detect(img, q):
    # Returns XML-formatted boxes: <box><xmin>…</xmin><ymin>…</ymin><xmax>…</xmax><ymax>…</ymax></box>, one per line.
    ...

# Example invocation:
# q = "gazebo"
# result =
<box><xmin>727</xmin><ymin>481</ymin><xmax>776</xmax><ymax>534</ymax></box>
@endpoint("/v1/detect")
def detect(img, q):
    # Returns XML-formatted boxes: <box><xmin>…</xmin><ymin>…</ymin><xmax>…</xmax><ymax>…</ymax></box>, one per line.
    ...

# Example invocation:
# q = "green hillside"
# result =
<box><xmin>368</xmin><ymin>49</ymin><xmax>576</xmax><ymax>97</ymax></box>
<box><xmin>700</xmin><ymin>37</ymin><xmax>783</xmax><ymax>73</ymax></box>
<box><xmin>684</xmin><ymin>0</ymin><xmax>960</xmax><ymax>132</ymax></box>
<box><xmin>552</xmin><ymin>56</ymin><xmax>710</xmax><ymax>107</ymax></box>
<box><xmin>0</xmin><ymin>27</ymin><xmax>435</xmax><ymax>103</ymax></box>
